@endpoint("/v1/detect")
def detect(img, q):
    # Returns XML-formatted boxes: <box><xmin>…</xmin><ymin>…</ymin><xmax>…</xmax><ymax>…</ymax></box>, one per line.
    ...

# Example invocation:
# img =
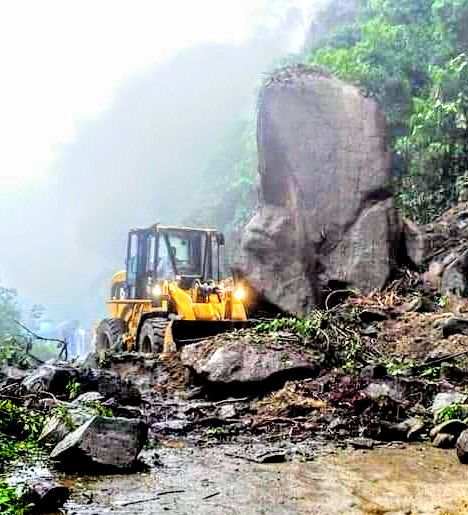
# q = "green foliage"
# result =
<box><xmin>66</xmin><ymin>379</ymin><xmax>82</xmax><ymax>400</ymax></box>
<box><xmin>0</xmin><ymin>478</ymin><xmax>29</xmax><ymax>515</ymax></box>
<box><xmin>437</xmin><ymin>402</ymin><xmax>468</xmax><ymax>421</ymax></box>
<box><xmin>205</xmin><ymin>425</ymin><xmax>236</xmax><ymax>441</ymax></box>
<box><xmin>305</xmin><ymin>0</ymin><xmax>468</xmax><ymax>222</ymax></box>
<box><xmin>0</xmin><ymin>285</ymin><xmax>20</xmax><ymax>341</ymax></box>
<box><xmin>255</xmin><ymin>310</ymin><xmax>363</xmax><ymax>371</ymax></box>
<box><xmin>0</xmin><ymin>401</ymin><xmax>43</xmax><ymax>440</ymax></box>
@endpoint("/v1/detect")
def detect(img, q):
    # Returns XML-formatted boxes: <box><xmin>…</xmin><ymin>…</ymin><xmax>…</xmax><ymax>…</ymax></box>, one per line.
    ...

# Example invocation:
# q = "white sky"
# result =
<box><xmin>0</xmin><ymin>0</ymin><xmax>310</xmax><ymax>188</ymax></box>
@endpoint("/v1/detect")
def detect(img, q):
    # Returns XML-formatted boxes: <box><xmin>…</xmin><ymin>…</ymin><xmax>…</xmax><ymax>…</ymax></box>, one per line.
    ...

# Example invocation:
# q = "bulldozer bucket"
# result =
<box><xmin>168</xmin><ymin>320</ymin><xmax>252</xmax><ymax>350</ymax></box>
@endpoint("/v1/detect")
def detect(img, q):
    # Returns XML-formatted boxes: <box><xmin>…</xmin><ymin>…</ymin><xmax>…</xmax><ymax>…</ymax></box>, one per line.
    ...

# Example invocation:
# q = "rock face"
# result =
<box><xmin>181</xmin><ymin>333</ymin><xmax>322</xmax><ymax>392</ymax></box>
<box><xmin>239</xmin><ymin>66</ymin><xmax>398</xmax><ymax>316</ymax></box>
<box><xmin>50</xmin><ymin>416</ymin><xmax>148</xmax><ymax>470</ymax></box>
<box><xmin>457</xmin><ymin>430</ymin><xmax>468</xmax><ymax>464</ymax></box>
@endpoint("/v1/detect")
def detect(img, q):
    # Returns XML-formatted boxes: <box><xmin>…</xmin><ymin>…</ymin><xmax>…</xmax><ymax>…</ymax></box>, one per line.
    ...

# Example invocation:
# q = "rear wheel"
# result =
<box><xmin>96</xmin><ymin>318</ymin><xmax>126</xmax><ymax>353</ymax></box>
<box><xmin>138</xmin><ymin>318</ymin><xmax>169</xmax><ymax>353</ymax></box>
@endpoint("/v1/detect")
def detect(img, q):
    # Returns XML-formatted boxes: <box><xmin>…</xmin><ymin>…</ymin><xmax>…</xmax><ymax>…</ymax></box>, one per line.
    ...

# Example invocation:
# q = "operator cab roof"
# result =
<box><xmin>129</xmin><ymin>223</ymin><xmax>219</xmax><ymax>233</ymax></box>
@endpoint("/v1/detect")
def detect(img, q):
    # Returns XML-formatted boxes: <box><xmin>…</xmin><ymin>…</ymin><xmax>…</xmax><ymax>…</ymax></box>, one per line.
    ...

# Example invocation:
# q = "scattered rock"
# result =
<box><xmin>365</xmin><ymin>381</ymin><xmax>402</xmax><ymax>402</ymax></box>
<box><xmin>430</xmin><ymin>419</ymin><xmax>467</xmax><ymax>441</ymax></box>
<box><xmin>79</xmin><ymin>368</ymin><xmax>141</xmax><ymax>405</ymax></box>
<box><xmin>402</xmin><ymin>218</ymin><xmax>429</xmax><ymax>267</ymax></box>
<box><xmin>442</xmin><ymin>318</ymin><xmax>468</xmax><ymax>338</ymax></box>
<box><xmin>361</xmin><ymin>364</ymin><xmax>387</xmax><ymax>381</ymax></box>
<box><xmin>441</xmin><ymin>249</ymin><xmax>468</xmax><ymax>297</ymax></box>
<box><xmin>218</xmin><ymin>404</ymin><xmax>237</xmax><ymax>419</ymax></box>
<box><xmin>72</xmin><ymin>391</ymin><xmax>104</xmax><ymax>405</ymax></box>
<box><xmin>23</xmin><ymin>481</ymin><xmax>70</xmax><ymax>513</ymax></box>
<box><xmin>348</xmin><ymin>438</ymin><xmax>375</xmax><ymax>450</ymax></box>
<box><xmin>406</xmin><ymin>418</ymin><xmax>426</xmax><ymax>441</ymax></box>
<box><xmin>22</xmin><ymin>362</ymin><xmax>80</xmax><ymax>395</ymax></box>
<box><xmin>456</xmin><ymin>430</ymin><xmax>468</xmax><ymax>464</ymax></box>
<box><xmin>50</xmin><ymin>416</ymin><xmax>148</xmax><ymax>471</ymax></box>
<box><xmin>152</xmin><ymin>419</ymin><xmax>192</xmax><ymax>435</ymax></box>
<box><xmin>39</xmin><ymin>408</ymin><xmax>91</xmax><ymax>445</ymax></box>
<box><xmin>359</xmin><ymin>311</ymin><xmax>388</xmax><ymax>325</ymax></box>
<box><xmin>432</xmin><ymin>433</ymin><xmax>457</xmax><ymax>449</ymax></box>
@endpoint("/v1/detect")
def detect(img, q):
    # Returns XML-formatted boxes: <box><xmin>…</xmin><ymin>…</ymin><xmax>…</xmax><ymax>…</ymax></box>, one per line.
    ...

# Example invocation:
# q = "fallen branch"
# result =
<box><xmin>14</xmin><ymin>320</ymin><xmax>68</xmax><ymax>360</ymax></box>
<box><xmin>202</xmin><ymin>492</ymin><xmax>220</xmax><ymax>500</ymax></box>
<box><xmin>118</xmin><ymin>490</ymin><xmax>186</xmax><ymax>507</ymax></box>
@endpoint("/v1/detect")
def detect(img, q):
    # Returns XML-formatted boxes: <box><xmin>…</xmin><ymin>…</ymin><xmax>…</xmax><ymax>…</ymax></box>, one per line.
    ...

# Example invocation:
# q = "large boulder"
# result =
<box><xmin>239</xmin><ymin>66</ymin><xmax>399</xmax><ymax>316</ymax></box>
<box><xmin>50</xmin><ymin>416</ymin><xmax>148</xmax><ymax>471</ymax></box>
<box><xmin>180</xmin><ymin>331</ymin><xmax>322</xmax><ymax>393</ymax></box>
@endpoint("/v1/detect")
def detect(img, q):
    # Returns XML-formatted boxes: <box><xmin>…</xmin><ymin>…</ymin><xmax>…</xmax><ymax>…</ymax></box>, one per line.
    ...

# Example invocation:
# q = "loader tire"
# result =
<box><xmin>96</xmin><ymin>318</ymin><xmax>126</xmax><ymax>353</ymax></box>
<box><xmin>138</xmin><ymin>318</ymin><xmax>169</xmax><ymax>354</ymax></box>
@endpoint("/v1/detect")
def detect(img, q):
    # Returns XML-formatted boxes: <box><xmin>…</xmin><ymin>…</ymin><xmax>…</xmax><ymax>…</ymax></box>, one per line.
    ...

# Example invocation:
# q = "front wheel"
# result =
<box><xmin>138</xmin><ymin>318</ymin><xmax>170</xmax><ymax>353</ymax></box>
<box><xmin>95</xmin><ymin>318</ymin><xmax>126</xmax><ymax>354</ymax></box>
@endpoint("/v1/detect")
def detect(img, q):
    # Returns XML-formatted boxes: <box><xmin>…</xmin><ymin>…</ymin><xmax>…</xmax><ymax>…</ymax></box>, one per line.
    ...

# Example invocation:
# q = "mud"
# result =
<box><xmin>60</xmin><ymin>444</ymin><xmax>468</xmax><ymax>514</ymax></box>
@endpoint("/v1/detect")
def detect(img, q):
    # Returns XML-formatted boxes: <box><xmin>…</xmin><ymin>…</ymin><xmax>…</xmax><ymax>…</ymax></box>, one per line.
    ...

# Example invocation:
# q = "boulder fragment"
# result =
<box><xmin>442</xmin><ymin>318</ymin><xmax>468</xmax><ymax>338</ymax></box>
<box><xmin>430</xmin><ymin>419</ymin><xmax>467</xmax><ymax>446</ymax></box>
<box><xmin>22</xmin><ymin>362</ymin><xmax>80</xmax><ymax>395</ymax></box>
<box><xmin>50</xmin><ymin>416</ymin><xmax>148</xmax><ymax>471</ymax></box>
<box><xmin>181</xmin><ymin>333</ymin><xmax>322</xmax><ymax>394</ymax></box>
<box><xmin>456</xmin><ymin>430</ymin><xmax>468</xmax><ymax>464</ymax></box>
<box><xmin>23</xmin><ymin>481</ymin><xmax>70</xmax><ymax>513</ymax></box>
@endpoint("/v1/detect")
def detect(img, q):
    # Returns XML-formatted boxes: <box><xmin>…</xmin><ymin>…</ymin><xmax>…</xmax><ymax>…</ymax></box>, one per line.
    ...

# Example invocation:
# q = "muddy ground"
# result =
<box><xmin>44</xmin><ymin>444</ymin><xmax>468</xmax><ymax>514</ymax></box>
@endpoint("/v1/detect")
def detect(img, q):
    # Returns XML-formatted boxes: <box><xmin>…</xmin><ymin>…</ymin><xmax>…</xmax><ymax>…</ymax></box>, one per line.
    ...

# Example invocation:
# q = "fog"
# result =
<box><xmin>0</xmin><ymin>1</ymin><xmax>328</xmax><ymax>326</ymax></box>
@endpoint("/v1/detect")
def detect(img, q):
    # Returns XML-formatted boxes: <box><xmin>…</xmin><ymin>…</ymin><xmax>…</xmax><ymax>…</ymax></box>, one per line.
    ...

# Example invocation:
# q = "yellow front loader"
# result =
<box><xmin>95</xmin><ymin>224</ymin><xmax>249</xmax><ymax>354</ymax></box>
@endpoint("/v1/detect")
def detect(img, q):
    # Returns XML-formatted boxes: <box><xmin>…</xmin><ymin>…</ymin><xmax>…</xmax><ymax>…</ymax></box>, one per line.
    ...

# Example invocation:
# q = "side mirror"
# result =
<box><xmin>217</xmin><ymin>233</ymin><xmax>225</xmax><ymax>245</ymax></box>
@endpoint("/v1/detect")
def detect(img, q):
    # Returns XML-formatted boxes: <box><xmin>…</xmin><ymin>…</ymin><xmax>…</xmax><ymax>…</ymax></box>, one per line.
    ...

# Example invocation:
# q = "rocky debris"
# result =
<box><xmin>442</xmin><ymin>318</ymin><xmax>468</xmax><ymax>338</ymax></box>
<box><xmin>432</xmin><ymin>433</ymin><xmax>457</xmax><ymax>448</ymax></box>
<box><xmin>430</xmin><ymin>420</ymin><xmax>467</xmax><ymax>448</ymax></box>
<box><xmin>50</xmin><ymin>416</ymin><xmax>148</xmax><ymax>471</ymax></box>
<box><xmin>72</xmin><ymin>391</ymin><xmax>104</xmax><ymax>405</ymax></box>
<box><xmin>239</xmin><ymin>66</ymin><xmax>399</xmax><ymax>317</ymax></box>
<box><xmin>406</xmin><ymin>202</ymin><xmax>468</xmax><ymax>296</ymax></box>
<box><xmin>39</xmin><ymin>408</ymin><xmax>91</xmax><ymax>445</ymax></box>
<box><xmin>456</xmin><ymin>430</ymin><xmax>468</xmax><ymax>464</ymax></box>
<box><xmin>22</xmin><ymin>481</ymin><xmax>70</xmax><ymax>513</ymax></box>
<box><xmin>347</xmin><ymin>438</ymin><xmax>375</xmax><ymax>450</ymax></box>
<box><xmin>181</xmin><ymin>331</ymin><xmax>322</xmax><ymax>394</ymax></box>
<box><xmin>22</xmin><ymin>362</ymin><xmax>80</xmax><ymax>395</ymax></box>
<box><xmin>21</xmin><ymin>362</ymin><xmax>141</xmax><ymax>404</ymax></box>
<box><xmin>78</xmin><ymin>367</ymin><xmax>141</xmax><ymax>405</ymax></box>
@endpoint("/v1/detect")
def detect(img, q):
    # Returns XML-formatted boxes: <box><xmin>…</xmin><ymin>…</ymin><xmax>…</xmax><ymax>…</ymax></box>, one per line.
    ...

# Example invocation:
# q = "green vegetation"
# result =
<box><xmin>66</xmin><ymin>379</ymin><xmax>82</xmax><ymax>400</ymax></box>
<box><xmin>437</xmin><ymin>402</ymin><xmax>468</xmax><ymax>421</ymax></box>
<box><xmin>305</xmin><ymin>0</ymin><xmax>468</xmax><ymax>222</ymax></box>
<box><xmin>255</xmin><ymin>310</ymin><xmax>363</xmax><ymax>371</ymax></box>
<box><xmin>0</xmin><ymin>401</ymin><xmax>45</xmax><ymax>514</ymax></box>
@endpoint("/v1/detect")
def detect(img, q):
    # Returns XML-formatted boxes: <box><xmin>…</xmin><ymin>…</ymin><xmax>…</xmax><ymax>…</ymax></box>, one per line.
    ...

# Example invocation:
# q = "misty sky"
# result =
<box><xmin>0</xmin><ymin>0</ymin><xmax>325</xmax><ymax>325</ymax></box>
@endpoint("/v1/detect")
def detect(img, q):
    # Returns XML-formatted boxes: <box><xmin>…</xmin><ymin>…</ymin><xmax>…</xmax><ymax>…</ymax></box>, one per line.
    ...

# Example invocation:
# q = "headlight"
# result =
<box><xmin>152</xmin><ymin>284</ymin><xmax>162</xmax><ymax>296</ymax></box>
<box><xmin>233</xmin><ymin>285</ymin><xmax>246</xmax><ymax>301</ymax></box>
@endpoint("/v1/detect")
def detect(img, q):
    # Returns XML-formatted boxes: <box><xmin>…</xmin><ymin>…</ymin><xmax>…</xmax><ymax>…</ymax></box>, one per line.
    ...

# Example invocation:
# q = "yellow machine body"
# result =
<box><xmin>107</xmin><ymin>272</ymin><xmax>247</xmax><ymax>351</ymax></box>
<box><xmin>99</xmin><ymin>224</ymin><xmax>249</xmax><ymax>353</ymax></box>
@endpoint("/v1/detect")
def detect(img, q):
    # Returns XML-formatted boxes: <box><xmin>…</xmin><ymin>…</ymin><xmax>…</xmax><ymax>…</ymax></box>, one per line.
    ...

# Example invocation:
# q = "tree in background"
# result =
<box><xmin>306</xmin><ymin>0</ymin><xmax>468</xmax><ymax>222</ymax></box>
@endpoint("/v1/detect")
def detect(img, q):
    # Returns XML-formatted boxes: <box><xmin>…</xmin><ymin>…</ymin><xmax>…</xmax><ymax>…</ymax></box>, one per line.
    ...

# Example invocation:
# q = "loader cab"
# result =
<box><xmin>125</xmin><ymin>224</ymin><xmax>225</xmax><ymax>299</ymax></box>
